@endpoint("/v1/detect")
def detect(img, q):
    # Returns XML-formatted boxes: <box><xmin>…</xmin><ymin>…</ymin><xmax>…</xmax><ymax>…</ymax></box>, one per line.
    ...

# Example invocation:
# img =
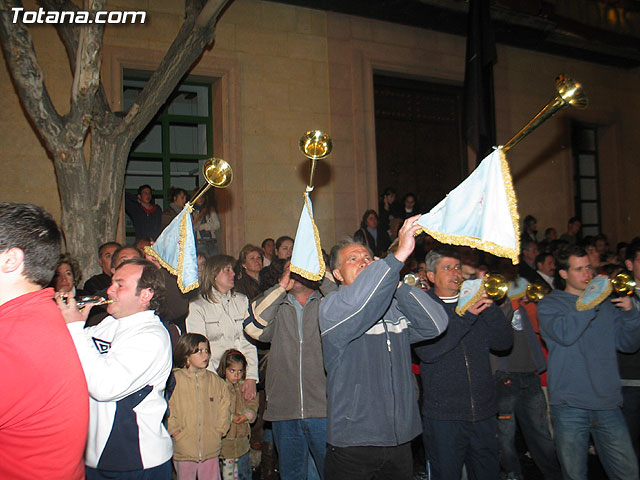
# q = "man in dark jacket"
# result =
<box><xmin>319</xmin><ymin>216</ymin><xmax>448</xmax><ymax>480</ymax></box>
<box><xmin>414</xmin><ymin>246</ymin><xmax>512</xmax><ymax>480</ymax></box>
<box><xmin>245</xmin><ymin>269</ymin><xmax>336</xmax><ymax>479</ymax></box>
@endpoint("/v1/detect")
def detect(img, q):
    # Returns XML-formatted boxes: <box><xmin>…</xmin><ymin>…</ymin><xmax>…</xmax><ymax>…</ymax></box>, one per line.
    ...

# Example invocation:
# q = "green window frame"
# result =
<box><xmin>123</xmin><ymin>76</ymin><xmax>214</xmax><ymax>241</ymax></box>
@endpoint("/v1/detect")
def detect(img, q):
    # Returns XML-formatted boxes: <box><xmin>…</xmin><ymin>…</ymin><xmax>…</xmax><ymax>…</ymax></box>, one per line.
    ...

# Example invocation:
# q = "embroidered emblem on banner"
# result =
<box><xmin>92</xmin><ymin>337</ymin><xmax>111</xmax><ymax>354</ymax></box>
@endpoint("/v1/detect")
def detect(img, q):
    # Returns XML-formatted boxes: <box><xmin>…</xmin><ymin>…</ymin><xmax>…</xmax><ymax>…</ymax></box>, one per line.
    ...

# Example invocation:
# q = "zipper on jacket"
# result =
<box><xmin>299</xmin><ymin>328</ymin><xmax>304</xmax><ymax>419</ymax></box>
<box><xmin>461</xmin><ymin>340</ymin><xmax>476</xmax><ymax>422</ymax></box>
<box><xmin>382</xmin><ymin>320</ymin><xmax>399</xmax><ymax>444</ymax></box>
<box><xmin>196</xmin><ymin>371</ymin><xmax>203</xmax><ymax>461</ymax></box>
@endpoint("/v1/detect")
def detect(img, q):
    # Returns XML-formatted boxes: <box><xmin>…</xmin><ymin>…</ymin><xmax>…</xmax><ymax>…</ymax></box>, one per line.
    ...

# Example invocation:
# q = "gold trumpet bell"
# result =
<box><xmin>611</xmin><ymin>272</ymin><xmax>637</xmax><ymax>296</ymax></box>
<box><xmin>526</xmin><ymin>282</ymin><xmax>548</xmax><ymax>303</ymax></box>
<box><xmin>203</xmin><ymin>157</ymin><xmax>233</xmax><ymax>188</ymax></box>
<box><xmin>188</xmin><ymin>158</ymin><xmax>233</xmax><ymax>206</ymax></box>
<box><xmin>299</xmin><ymin>130</ymin><xmax>332</xmax><ymax>160</ymax></box>
<box><xmin>299</xmin><ymin>130</ymin><xmax>332</xmax><ymax>191</ymax></box>
<box><xmin>483</xmin><ymin>273</ymin><xmax>509</xmax><ymax>301</ymax></box>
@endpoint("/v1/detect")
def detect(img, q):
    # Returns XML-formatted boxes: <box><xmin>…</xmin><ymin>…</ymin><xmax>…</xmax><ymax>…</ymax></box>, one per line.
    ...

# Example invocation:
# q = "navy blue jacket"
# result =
<box><xmin>414</xmin><ymin>292</ymin><xmax>512</xmax><ymax>422</ymax></box>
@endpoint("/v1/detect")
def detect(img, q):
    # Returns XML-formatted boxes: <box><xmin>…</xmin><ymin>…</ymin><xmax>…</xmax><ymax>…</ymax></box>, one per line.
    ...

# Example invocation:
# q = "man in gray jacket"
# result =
<box><xmin>245</xmin><ymin>267</ymin><xmax>336</xmax><ymax>480</ymax></box>
<box><xmin>319</xmin><ymin>216</ymin><xmax>449</xmax><ymax>480</ymax></box>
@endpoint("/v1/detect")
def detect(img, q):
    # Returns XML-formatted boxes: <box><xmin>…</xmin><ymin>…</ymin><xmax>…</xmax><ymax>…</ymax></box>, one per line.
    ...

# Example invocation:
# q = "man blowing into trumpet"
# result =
<box><xmin>413</xmin><ymin>246</ymin><xmax>512</xmax><ymax>480</ymax></box>
<box><xmin>538</xmin><ymin>244</ymin><xmax>640</xmax><ymax>480</ymax></box>
<box><xmin>319</xmin><ymin>216</ymin><xmax>449</xmax><ymax>480</ymax></box>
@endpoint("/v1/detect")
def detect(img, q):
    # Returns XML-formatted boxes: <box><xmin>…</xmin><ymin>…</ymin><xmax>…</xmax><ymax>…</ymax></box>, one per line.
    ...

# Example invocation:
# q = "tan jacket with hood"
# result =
<box><xmin>168</xmin><ymin>368</ymin><xmax>231</xmax><ymax>462</ymax></box>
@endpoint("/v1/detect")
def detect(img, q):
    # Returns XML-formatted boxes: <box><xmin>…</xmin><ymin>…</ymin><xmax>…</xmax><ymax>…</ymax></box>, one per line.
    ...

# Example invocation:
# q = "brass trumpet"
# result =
<box><xmin>189</xmin><ymin>157</ymin><xmax>233</xmax><ymax>205</ymax></box>
<box><xmin>76</xmin><ymin>295</ymin><xmax>113</xmax><ymax>309</ymax></box>
<box><xmin>502</xmin><ymin>75</ymin><xmax>588</xmax><ymax>152</ymax></box>
<box><xmin>525</xmin><ymin>282</ymin><xmax>548</xmax><ymax>303</ymax></box>
<box><xmin>483</xmin><ymin>273</ymin><xmax>509</xmax><ymax>301</ymax></box>
<box><xmin>403</xmin><ymin>273</ymin><xmax>427</xmax><ymax>290</ymax></box>
<box><xmin>611</xmin><ymin>272</ymin><xmax>637</xmax><ymax>296</ymax></box>
<box><xmin>299</xmin><ymin>130</ymin><xmax>332</xmax><ymax>192</ymax></box>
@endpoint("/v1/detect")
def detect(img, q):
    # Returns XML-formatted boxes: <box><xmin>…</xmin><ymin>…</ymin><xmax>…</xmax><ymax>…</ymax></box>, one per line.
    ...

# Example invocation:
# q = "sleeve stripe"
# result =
<box><xmin>321</xmin><ymin>264</ymin><xmax>391</xmax><ymax>336</ymax></box>
<box><xmin>408</xmin><ymin>290</ymin><xmax>446</xmax><ymax>335</ymax></box>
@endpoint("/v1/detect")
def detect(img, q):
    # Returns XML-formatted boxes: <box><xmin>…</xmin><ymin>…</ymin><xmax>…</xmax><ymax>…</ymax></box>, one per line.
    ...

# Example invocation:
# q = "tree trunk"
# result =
<box><xmin>0</xmin><ymin>0</ymin><xmax>231</xmax><ymax>281</ymax></box>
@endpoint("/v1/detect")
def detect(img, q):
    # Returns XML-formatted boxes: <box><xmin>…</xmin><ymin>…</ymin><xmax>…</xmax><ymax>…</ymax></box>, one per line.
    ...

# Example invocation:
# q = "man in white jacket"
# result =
<box><xmin>57</xmin><ymin>258</ymin><xmax>173</xmax><ymax>479</ymax></box>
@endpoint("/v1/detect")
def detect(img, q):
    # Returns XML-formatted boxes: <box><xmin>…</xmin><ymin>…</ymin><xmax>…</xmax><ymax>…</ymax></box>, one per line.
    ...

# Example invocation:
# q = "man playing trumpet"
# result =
<box><xmin>538</xmin><ymin>244</ymin><xmax>640</xmax><ymax>480</ymax></box>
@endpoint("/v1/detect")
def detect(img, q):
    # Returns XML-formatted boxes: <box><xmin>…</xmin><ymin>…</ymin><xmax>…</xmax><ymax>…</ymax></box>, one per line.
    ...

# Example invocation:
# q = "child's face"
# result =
<box><xmin>225</xmin><ymin>361</ymin><xmax>244</xmax><ymax>384</ymax></box>
<box><xmin>187</xmin><ymin>342</ymin><xmax>210</xmax><ymax>372</ymax></box>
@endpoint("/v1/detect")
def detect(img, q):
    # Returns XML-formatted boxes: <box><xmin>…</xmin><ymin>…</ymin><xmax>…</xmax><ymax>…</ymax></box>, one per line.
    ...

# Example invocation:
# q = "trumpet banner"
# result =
<box><xmin>415</xmin><ymin>148</ymin><xmax>520</xmax><ymax>264</ymax></box>
<box><xmin>290</xmin><ymin>192</ymin><xmax>325</xmax><ymax>281</ymax></box>
<box><xmin>144</xmin><ymin>204</ymin><xmax>199</xmax><ymax>294</ymax></box>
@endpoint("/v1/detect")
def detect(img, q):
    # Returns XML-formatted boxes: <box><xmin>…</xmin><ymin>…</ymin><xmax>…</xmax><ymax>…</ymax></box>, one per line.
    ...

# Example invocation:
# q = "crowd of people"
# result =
<box><xmin>2</xmin><ymin>186</ymin><xmax>640</xmax><ymax>480</ymax></box>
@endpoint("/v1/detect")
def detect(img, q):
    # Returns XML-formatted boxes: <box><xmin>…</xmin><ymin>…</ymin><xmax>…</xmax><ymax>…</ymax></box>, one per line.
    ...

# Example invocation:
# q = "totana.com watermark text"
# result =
<box><xmin>11</xmin><ymin>7</ymin><xmax>146</xmax><ymax>24</ymax></box>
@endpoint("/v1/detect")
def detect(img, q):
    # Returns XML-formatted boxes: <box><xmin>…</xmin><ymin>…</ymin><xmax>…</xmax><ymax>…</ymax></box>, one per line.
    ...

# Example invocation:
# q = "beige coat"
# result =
<box><xmin>220</xmin><ymin>381</ymin><xmax>259</xmax><ymax>460</ymax></box>
<box><xmin>186</xmin><ymin>290</ymin><xmax>259</xmax><ymax>381</ymax></box>
<box><xmin>168</xmin><ymin>368</ymin><xmax>231</xmax><ymax>462</ymax></box>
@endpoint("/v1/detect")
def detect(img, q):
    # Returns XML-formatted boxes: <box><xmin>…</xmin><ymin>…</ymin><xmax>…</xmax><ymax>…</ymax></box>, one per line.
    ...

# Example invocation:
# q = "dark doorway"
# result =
<box><xmin>374</xmin><ymin>74</ymin><xmax>467</xmax><ymax>214</ymax></box>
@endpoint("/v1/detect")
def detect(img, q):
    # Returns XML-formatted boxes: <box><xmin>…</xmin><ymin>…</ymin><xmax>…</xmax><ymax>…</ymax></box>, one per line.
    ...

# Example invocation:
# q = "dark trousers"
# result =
<box><xmin>422</xmin><ymin>416</ymin><xmax>499</xmax><ymax>480</ymax></box>
<box><xmin>622</xmin><ymin>385</ymin><xmax>640</xmax><ymax>461</ymax></box>
<box><xmin>85</xmin><ymin>460</ymin><xmax>171</xmax><ymax>479</ymax></box>
<box><xmin>496</xmin><ymin>371</ymin><xmax>561</xmax><ymax>479</ymax></box>
<box><xmin>325</xmin><ymin>442</ymin><xmax>412</xmax><ymax>480</ymax></box>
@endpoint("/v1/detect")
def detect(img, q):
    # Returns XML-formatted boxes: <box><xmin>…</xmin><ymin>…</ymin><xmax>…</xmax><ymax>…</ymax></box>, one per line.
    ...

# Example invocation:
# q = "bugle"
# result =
<box><xmin>189</xmin><ymin>157</ymin><xmax>233</xmax><ymax>205</ymax></box>
<box><xmin>502</xmin><ymin>74</ymin><xmax>588</xmax><ymax>152</ymax></box>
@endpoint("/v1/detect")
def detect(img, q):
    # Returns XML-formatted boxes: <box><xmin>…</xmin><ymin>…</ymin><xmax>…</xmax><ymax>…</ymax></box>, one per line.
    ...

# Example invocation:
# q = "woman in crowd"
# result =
<box><xmin>353</xmin><ymin>209</ymin><xmax>390</xmax><ymax>258</ymax></box>
<box><xmin>261</xmin><ymin>238</ymin><xmax>275</xmax><ymax>267</ymax></box>
<box><xmin>274</xmin><ymin>236</ymin><xmax>294</xmax><ymax>260</ymax></box>
<box><xmin>186</xmin><ymin>255</ymin><xmax>258</xmax><ymax>402</ymax></box>
<box><xmin>162</xmin><ymin>187</ymin><xmax>187</xmax><ymax>229</ymax></box>
<box><xmin>234</xmin><ymin>244</ymin><xmax>264</xmax><ymax>301</ymax></box>
<box><xmin>51</xmin><ymin>253</ymin><xmax>87</xmax><ymax>297</ymax></box>
<box><xmin>192</xmin><ymin>190</ymin><xmax>221</xmax><ymax>258</ymax></box>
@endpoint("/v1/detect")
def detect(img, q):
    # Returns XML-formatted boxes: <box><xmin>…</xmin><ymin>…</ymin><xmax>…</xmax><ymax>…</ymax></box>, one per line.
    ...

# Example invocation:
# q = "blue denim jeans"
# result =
<box><xmin>551</xmin><ymin>405</ymin><xmax>639</xmax><ymax>480</ymax></box>
<box><xmin>422</xmin><ymin>416</ymin><xmax>499</xmax><ymax>480</ymax></box>
<box><xmin>272</xmin><ymin>418</ymin><xmax>327</xmax><ymax>480</ymax></box>
<box><xmin>495</xmin><ymin>371</ymin><xmax>561</xmax><ymax>479</ymax></box>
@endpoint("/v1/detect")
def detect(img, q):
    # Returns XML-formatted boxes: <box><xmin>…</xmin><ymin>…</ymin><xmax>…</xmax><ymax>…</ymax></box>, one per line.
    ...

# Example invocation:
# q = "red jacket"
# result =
<box><xmin>0</xmin><ymin>288</ymin><xmax>89</xmax><ymax>479</ymax></box>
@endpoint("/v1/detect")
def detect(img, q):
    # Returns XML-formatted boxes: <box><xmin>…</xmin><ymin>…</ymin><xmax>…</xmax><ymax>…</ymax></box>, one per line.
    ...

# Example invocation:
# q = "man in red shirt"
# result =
<box><xmin>0</xmin><ymin>203</ymin><xmax>89</xmax><ymax>479</ymax></box>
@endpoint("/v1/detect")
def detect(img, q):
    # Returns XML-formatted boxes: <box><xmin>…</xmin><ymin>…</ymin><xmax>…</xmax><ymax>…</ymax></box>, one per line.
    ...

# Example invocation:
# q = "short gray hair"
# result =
<box><xmin>425</xmin><ymin>246</ymin><xmax>460</xmax><ymax>273</ymax></box>
<box><xmin>329</xmin><ymin>236</ymin><xmax>372</xmax><ymax>271</ymax></box>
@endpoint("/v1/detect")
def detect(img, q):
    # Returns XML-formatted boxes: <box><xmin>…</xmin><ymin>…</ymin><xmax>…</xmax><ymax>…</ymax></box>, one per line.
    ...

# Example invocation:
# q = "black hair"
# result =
<box><xmin>554</xmin><ymin>244</ymin><xmax>587</xmax><ymax>290</ymax></box>
<box><xmin>275</xmin><ymin>236</ymin><xmax>294</xmax><ymax>251</ymax></box>
<box><xmin>259</xmin><ymin>258</ymin><xmax>288</xmax><ymax>292</ymax></box>
<box><xmin>137</xmin><ymin>184</ymin><xmax>152</xmax><ymax>196</ymax></box>
<box><xmin>116</xmin><ymin>258</ymin><xmax>166</xmax><ymax>313</ymax></box>
<box><xmin>0</xmin><ymin>203</ymin><xmax>61</xmax><ymax>287</ymax></box>
<box><xmin>625</xmin><ymin>240</ymin><xmax>640</xmax><ymax>263</ymax></box>
<box><xmin>359</xmin><ymin>209</ymin><xmax>378</xmax><ymax>229</ymax></box>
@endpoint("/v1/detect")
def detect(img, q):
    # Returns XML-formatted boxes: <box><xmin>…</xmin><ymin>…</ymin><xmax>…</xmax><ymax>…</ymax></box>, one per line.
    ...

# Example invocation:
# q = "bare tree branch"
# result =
<box><xmin>122</xmin><ymin>0</ymin><xmax>230</xmax><ymax>137</ymax></box>
<box><xmin>67</xmin><ymin>0</ymin><xmax>105</xmax><ymax>148</ymax></box>
<box><xmin>0</xmin><ymin>0</ymin><xmax>66</xmax><ymax>157</ymax></box>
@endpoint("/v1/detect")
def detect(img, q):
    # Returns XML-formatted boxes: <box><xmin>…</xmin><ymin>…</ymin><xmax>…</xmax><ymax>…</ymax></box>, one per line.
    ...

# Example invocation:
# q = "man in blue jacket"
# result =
<box><xmin>319</xmin><ymin>216</ymin><xmax>448</xmax><ymax>480</ymax></box>
<box><xmin>414</xmin><ymin>246</ymin><xmax>513</xmax><ymax>480</ymax></box>
<box><xmin>538</xmin><ymin>244</ymin><xmax>640</xmax><ymax>480</ymax></box>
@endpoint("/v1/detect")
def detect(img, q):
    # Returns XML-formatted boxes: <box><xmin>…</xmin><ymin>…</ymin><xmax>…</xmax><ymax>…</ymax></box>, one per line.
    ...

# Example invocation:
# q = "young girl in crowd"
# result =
<box><xmin>169</xmin><ymin>334</ymin><xmax>231</xmax><ymax>480</ymax></box>
<box><xmin>217</xmin><ymin>350</ymin><xmax>259</xmax><ymax>480</ymax></box>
